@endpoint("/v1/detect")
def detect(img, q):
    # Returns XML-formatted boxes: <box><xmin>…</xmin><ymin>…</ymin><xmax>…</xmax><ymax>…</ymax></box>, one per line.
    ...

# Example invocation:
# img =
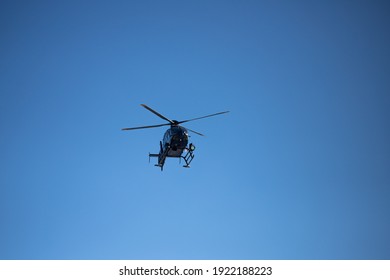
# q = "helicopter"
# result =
<box><xmin>122</xmin><ymin>104</ymin><xmax>229</xmax><ymax>170</ymax></box>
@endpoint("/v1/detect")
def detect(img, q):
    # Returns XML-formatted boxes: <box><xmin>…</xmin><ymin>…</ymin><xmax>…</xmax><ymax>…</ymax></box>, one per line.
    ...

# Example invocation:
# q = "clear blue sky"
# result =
<box><xmin>1</xmin><ymin>0</ymin><xmax>389</xmax><ymax>259</ymax></box>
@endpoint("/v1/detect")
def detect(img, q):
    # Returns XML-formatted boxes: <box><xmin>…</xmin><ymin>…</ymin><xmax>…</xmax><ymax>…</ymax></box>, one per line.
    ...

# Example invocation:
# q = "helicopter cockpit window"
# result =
<box><xmin>171</xmin><ymin>127</ymin><xmax>185</xmax><ymax>135</ymax></box>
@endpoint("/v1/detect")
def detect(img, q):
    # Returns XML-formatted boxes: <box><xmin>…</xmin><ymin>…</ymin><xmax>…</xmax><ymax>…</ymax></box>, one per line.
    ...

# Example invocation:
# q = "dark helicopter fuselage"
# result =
<box><xmin>162</xmin><ymin>125</ymin><xmax>189</xmax><ymax>157</ymax></box>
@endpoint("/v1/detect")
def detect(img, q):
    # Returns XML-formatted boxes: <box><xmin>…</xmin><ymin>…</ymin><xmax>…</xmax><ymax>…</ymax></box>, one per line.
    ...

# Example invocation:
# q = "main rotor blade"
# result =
<box><xmin>178</xmin><ymin>111</ymin><xmax>229</xmax><ymax>124</ymax></box>
<box><xmin>141</xmin><ymin>104</ymin><xmax>174</xmax><ymax>124</ymax></box>
<box><xmin>122</xmin><ymin>123</ymin><xmax>171</xmax><ymax>131</ymax></box>
<box><xmin>186</xmin><ymin>128</ymin><xmax>205</xmax><ymax>136</ymax></box>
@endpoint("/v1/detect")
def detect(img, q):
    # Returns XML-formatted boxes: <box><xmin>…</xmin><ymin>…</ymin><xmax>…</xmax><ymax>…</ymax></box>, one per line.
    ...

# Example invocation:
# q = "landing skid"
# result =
<box><xmin>181</xmin><ymin>148</ymin><xmax>194</xmax><ymax>168</ymax></box>
<box><xmin>148</xmin><ymin>141</ymin><xmax>168</xmax><ymax>171</ymax></box>
<box><xmin>149</xmin><ymin>142</ymin><xmax>195</xmax><ymax>170</ymax></box>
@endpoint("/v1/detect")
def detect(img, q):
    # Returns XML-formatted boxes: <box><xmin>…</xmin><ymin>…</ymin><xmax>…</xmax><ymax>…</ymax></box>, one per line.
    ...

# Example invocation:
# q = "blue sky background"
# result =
<box><xmin>1</xmin><ymin>0</ymin><xmax>389</xmax><ymax>259</ymax></box>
